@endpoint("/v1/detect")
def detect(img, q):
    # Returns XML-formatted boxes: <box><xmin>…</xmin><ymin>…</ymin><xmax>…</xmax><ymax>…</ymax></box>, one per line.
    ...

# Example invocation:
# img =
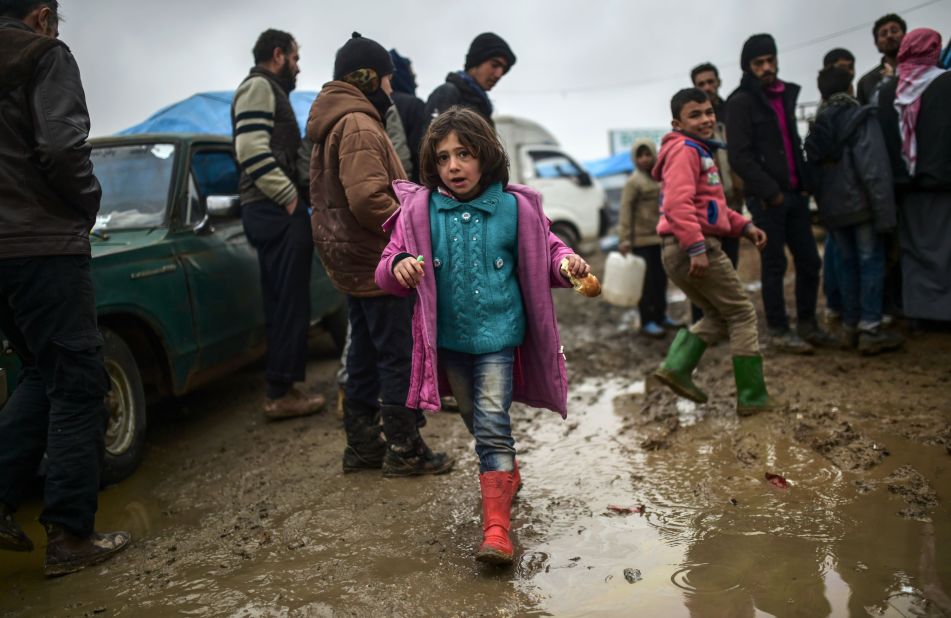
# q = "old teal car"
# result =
<box><xmin>0</xmin><ymin>134</ymin><xmax>345</xmax><ymax>485</ymax></box>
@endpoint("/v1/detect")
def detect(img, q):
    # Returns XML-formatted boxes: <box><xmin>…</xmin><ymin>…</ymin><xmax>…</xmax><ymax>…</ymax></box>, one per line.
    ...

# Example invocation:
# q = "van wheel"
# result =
<box><xmin>100</xmin><ymin>328</ymin><xmax>147</xmax><ymax>486</ymax></box>
<box><xmin>551</xmin><ymin>222</ymin><xmax>579</xmax><ymax>249</ymax></box>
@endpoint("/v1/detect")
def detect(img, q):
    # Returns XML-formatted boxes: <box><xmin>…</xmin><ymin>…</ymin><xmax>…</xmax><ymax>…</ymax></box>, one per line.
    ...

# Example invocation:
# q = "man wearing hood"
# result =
<box><xmin>231</xmin><ymin>29</ymin><xmax>325</xmax><ymax>421</ymax></box>
<box><xmin>726</xmin><ymin>33</ymin><xmax>836</xmax><ymax>354</ymax></box>
<box><xmin>307</xmin><ymin>33</ymin><xmax>453</xmax><ymax>478</ymax></box>
<box><xmin>422</xmin><ymin>32</ymin><xmax>517</xmax><ymax>128</ymax></box>
<box><xmin>805</xmin><ymin>66</ymin><xmax>903</xmax><ymax>354</ymax></box>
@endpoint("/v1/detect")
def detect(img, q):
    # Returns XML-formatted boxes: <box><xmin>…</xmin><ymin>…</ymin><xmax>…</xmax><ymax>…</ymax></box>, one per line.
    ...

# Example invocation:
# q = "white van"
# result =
<box><xmin>494</xmin><ymin>115</ymin><xmax>606</xmax><ymax>249</ymax></box>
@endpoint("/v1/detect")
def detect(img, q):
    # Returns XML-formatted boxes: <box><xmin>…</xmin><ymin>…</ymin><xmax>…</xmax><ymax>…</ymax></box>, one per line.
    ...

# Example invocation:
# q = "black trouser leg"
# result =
<box><xmin>720</xmin><ymin>235</ymin><xmax>740</xmax><ymax>268</ymax></box>
<box><xmin>633</xmin><ymin>245</ymin><xmax>667</xmax><ymax>324</ymax></box>
<box><xmin>0</xmin><ymin>256</ymin><xmax>108</xmax><ymax>537</ymax></box>
<box><xmin>346</xmin><ymin>295</ymin><xmax>418</xmax><ymax>446</ymax></box>
<box><xmin>784</xmin><ymin>194</ymin><xmax>821</xmax><ymax>325</ymax></box>
<box><xmin>242</xmin><ymin>201</ymin><xmax>314</xmax><ymax>396</ymax></box>
<box><xmin>748</xmin><ymin>196</ymin><xmax>791</xmax><ymax>330</ymax></box>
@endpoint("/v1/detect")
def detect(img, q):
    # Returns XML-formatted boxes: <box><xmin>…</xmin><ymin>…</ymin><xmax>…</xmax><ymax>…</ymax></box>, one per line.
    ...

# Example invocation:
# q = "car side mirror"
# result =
<box><xmin>207</xmin><ymin>195</ymin><xmax>241</xmax><ymax>218</ymax></box>
<box><xmin>577</xmin><ymin>171</ymin><xmax>593</xmax><ymax>187</ymax></box>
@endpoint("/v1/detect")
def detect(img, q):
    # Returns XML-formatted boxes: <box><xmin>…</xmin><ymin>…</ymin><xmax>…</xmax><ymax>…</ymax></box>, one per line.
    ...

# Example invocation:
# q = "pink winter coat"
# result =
<box><xmin>652</xmin><ymin>131</ymin><xmax>750</xmax><ymax>256</ymax></box>
<box><xmin>374</xmin><ymin>180</ymin><xmax>574</xmax><ymax>417</ymax></box>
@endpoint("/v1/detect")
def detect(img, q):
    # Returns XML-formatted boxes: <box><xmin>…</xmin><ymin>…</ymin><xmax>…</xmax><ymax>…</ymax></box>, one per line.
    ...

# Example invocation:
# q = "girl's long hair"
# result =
<box><xmin>418</xmin><ymin>106</ymin><xmax>509</xmax><ymax>193</ymax></box>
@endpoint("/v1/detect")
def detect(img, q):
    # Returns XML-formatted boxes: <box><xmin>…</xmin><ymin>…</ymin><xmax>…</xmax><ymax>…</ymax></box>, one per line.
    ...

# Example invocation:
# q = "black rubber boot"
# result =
<box><xmin>380</xmin><ymin>405</ymin><xmax>455</xmax><ymax>478</ymax></box>
<box><xmin>342</xmin><ymin>399</ymin><xmax>386</xmax><ymax>472</ymax></box>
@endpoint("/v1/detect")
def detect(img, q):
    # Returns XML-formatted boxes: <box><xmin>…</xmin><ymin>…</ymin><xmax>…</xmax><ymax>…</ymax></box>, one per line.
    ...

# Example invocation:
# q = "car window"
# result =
<box><xmin>189</xmin><ymin>150</ymin><xmax>240</xmax><ymax>223</ymax></box>
<box><xmin>528</xmin><ymin>150</ymin><xmax>584</xmax><ymax>180</ymax></box>
<box><xmin>192</xmin><ymin>151</ymin><xmax>239</xmax><ymax>198</ymax></box>
<box><xmin>92</xmin><ymin>143</ymin><xmax>175</xmax><ymax>230</ymax></box>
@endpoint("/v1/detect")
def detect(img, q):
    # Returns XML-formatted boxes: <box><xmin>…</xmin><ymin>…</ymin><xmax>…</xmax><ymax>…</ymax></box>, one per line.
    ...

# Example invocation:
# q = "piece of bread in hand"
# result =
<box><xmin>560</xmin><ymin>257</ymin><xmax>601</xmax><ymax>297</ymax></box>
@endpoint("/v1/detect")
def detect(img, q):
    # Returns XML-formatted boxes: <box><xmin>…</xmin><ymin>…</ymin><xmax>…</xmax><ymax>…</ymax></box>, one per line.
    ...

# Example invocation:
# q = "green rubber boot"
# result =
<box><xmin>652</xmin><ymin>329</ymin><xmax>708</xmax><ymax>403</ymax></box>
<box><xmin>733</xmin><ymin>355</ymin><xmax>784</xmax><ymax>416</ymax></box>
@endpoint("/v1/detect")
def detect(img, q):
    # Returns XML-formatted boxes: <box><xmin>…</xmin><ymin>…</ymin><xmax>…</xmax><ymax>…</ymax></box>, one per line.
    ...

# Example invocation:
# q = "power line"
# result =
<box><xmin>504</xmin><ymin>0</ymin><xmax>946</xmax><ymax>96</ymax></box>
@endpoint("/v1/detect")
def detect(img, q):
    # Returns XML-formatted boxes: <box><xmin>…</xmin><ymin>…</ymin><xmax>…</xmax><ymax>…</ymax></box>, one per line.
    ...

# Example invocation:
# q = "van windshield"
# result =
<box><xmin>91</xmin><ymin>143</ymin><xmax>175</xmax><ymax>230</ymax></box>
<box><xmin>529</xmin><ymin>150</ymin><xmax>584</xmax><ymax>180</ymax></box>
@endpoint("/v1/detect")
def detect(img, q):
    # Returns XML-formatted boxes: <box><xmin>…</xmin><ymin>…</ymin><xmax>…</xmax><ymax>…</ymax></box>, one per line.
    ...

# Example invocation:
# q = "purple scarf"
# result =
<box><xmin>764</xmin><ymin>79</ymin><xmax>799</xmax><ymax>189</ymax></box>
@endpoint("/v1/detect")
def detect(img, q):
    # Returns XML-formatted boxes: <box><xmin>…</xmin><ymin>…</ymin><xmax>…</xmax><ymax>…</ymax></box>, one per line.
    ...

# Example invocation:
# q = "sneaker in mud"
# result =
<box><xmin>641</xmin><ymin>321</ymin><xmax>666</xmax><ymax>338</ymax></box>
<box><xmin>0</xmin><ymin>504</ymin><xmax>33</xmax><ymax>552</ymax></box>
<box><xmin>44</xmin><ymin>524</ymin><xmax>131</xmax><ymax>577</ymax></box>
<box><xmin>857</xmin><ymin>328</ymin><xmax>904</xmax><ymax>356</ymax></box>
<box><xmin>769</xmin><ymin>328</ymin><xmax>815</xmax><ymax>355</ymax></box>
<box><xmin>342</xmin><ymin>441</ymin><xmax>386</xmax><ymax>473</ymax></box>
<box><xmin>382</xmin><ymin>440</ymin><xmax>455</xmax><ymax>478</ymax></box>
<box><xmin>796</xmin><ymin>322</ymin><xmax>839</xmax><ymax>348</ymax></box>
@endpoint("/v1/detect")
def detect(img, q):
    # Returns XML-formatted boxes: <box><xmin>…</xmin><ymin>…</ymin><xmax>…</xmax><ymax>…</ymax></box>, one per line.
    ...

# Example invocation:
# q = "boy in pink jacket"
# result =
<box><xmin>652</xmin><ymin>88</ymin><xmax>780</xmax><ymax>415</ymax></box>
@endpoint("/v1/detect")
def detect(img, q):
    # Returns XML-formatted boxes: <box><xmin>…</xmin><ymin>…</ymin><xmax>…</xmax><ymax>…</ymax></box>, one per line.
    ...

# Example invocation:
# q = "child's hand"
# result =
<box><xmin>563</xmin><ymin>254</ymin><xmax>591</xmax><ymax>278</ymax></box>
<box><xmin>689</xmin><ymin>253</ymin><xmax>709</xmax><ymax>278</ymax></box>
<box><xmin>618</xmin><ymin>241</ymin><xmax>631</xmax><ymax>256</ymax></box>
<box><xmin>394</xmin><ymin>256</ymin><xmax>424</xmax><ymax>289</ymax></box>
<box><xmin>745</xmin><ymin>225</ymin><xmax>768</xmax><ymax>250</ymax></box>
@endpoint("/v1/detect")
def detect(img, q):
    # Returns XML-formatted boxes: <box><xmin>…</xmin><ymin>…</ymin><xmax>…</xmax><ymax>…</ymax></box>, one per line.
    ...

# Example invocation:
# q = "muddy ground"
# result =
<box><xmin>1</xmin><ymin>245</ymin><xmax>950</xmax><ymax>617</ymax></box>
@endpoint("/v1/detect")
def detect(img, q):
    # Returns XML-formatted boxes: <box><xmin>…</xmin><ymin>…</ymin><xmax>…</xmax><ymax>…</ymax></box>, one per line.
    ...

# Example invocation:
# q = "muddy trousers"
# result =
<box><xmin>241</xmin><ymin>200</ymin><xmax>314</xmax><ymax>399</ymax></box>
<box><xmin>440</xmin><ymin>348</ymin><xmax>516</xmax><ymax>473</ymax></box>
<box><xmin>661</xmin><ymin>237</ymin><xmax>760</xmax><ymax>356</ymax></box>
<box><xmin>344</xmin><ymin>295</ymin><xmax>421</xmax><ymax>442</ymax></box>
<box><xmin>0</xmin><ymin>256</ymin><xmax>109</xmax><ymax>537</ymax></box>
<box><xmin>691</xmin><ymin>236</ymin><xmax>739</xmax><ymax>324</ymax></box>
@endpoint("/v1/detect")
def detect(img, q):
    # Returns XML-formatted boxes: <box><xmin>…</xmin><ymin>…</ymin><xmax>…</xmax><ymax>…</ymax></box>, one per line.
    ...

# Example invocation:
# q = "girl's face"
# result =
<box><xmin>435</xmin><ymin>131</ymin><xmax>482</xmax><ymax>201</ymax></box>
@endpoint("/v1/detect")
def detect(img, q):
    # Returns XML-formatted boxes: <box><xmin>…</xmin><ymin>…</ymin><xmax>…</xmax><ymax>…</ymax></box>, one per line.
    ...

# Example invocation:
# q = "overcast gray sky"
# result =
<box><xmin>63</xmin><ymin>0</ymin><xmax>949</xmax><ymax>161</ymax></box>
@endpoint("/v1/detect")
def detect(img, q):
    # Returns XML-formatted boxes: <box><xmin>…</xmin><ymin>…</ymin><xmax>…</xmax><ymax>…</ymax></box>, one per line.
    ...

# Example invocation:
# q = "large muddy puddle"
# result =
<box><xmin>1</xmin><ymin>371</ymin><xmax>949</xmax><ymax>616</ymax></box>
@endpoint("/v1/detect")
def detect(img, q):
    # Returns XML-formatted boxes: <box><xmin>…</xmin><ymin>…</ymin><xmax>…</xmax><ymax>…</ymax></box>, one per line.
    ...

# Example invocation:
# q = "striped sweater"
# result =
<box><xmin>231</xmin><ymin>68</ymin><xmax>302</xmax><ymax>207</ymax></box>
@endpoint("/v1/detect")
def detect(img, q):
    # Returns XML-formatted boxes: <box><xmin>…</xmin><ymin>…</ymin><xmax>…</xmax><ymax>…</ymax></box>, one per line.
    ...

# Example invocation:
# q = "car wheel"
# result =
<box><xmin>551</xmin><ymin>222</ymin><xmax>580</xmax><ymax>250</ymax></box>
<box><xmin>100</xmin><ymin>327</ymin><xmax>147</xmax><ymax>486</ymax></box>
<box><xmin>322</xmin><ymin>301</ymin><xmax>349</xmax><ymax>355</ymax></box>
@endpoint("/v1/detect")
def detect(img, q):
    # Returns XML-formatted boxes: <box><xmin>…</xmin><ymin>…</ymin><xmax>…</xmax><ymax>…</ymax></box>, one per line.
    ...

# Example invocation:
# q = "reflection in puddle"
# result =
<box><xmin>514</xmin><ymin>377</ymin><xmax>951</xmax><ymax>616</ymax></box>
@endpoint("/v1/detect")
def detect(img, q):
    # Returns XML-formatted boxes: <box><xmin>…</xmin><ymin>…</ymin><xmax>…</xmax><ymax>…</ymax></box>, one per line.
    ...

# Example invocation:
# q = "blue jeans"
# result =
<box><xmin>832</xmin><ymin>222</ymin><xmax>885</xmax><ymax>329</ymax></box>
<box><xmin>440</xmin><ymin>348</ymin><xmax>515</xmax><ymax>473</ymax></box>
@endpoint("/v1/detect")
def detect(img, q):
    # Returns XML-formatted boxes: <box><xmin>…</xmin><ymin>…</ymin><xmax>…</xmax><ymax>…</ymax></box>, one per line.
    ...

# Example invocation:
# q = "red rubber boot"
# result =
<box><xmin>476</xmin><ymin>471</ymin><xmax>515</xmax><ymax>565</ymax></box>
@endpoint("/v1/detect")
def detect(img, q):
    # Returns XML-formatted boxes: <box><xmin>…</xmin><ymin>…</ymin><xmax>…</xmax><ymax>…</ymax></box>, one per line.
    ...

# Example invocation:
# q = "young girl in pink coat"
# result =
<box><xmin>374</xmin><ymin>106</ymin><xmax>590</xmax><ymax>565</ymax></box>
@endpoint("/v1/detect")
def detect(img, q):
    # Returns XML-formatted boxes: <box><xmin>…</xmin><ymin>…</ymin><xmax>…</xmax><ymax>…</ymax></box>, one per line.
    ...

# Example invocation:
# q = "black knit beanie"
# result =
<box><xmin>740</xmin><ymin>34</ymin><xmax>777</xmax><ymax>72</ymax></box>
<box><xmin>333</xmin><ymin>32</ymin><xmax>394</xmax><ymax>81</ymax></box>
<box><xmin>464</xmin><ymin>32</ymin><xmax>516</xmax><ymax>73</ymax></box>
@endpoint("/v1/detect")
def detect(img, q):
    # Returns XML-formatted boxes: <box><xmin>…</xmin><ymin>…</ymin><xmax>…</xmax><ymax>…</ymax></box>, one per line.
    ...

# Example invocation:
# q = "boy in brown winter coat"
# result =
<box><xmin>618</xmin><ymin>138</ymin><xmax>669</xmax><ymax>337</ymax></box>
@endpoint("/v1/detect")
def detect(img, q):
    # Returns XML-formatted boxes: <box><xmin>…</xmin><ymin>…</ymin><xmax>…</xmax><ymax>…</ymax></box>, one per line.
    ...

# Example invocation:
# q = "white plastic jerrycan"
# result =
<box><xmin>601</xmin><ymin>251</ymin><xmax>646</xmax><ymax>307</ymax></box>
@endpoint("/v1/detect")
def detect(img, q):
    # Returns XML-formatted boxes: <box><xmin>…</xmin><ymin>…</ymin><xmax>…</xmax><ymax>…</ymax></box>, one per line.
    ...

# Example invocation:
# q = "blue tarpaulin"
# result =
<box><xmin>118</xmin><ymin>90</ymin><xmax>318</xmax><ymax>136</ymax></box>
<box><xmin>583</xmin><ymin>151</ymin><xmax>634</xmax><ymax>178</ymax></box>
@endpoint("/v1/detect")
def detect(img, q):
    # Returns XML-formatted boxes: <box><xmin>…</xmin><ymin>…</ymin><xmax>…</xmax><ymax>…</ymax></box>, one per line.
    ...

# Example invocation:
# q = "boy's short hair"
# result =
<box><xmin>690</xmin><ymin>62</ymin><xmax>719</xmax><ymax>83</ymax></box>
<box><xmin>418</xmin><ymin>106</ymin><xmax>509</xmax><ymax>192</ymax></box>
<box><xmin>873</xmin><ymin>13</ymin><xmax>906</xmax><ymax>38</ymax></box>
<box><xmin>822</xmin><ymin>47</ymin><xmax>855</xmax><ymax>68</ymax></box>
<box><xmin>817</xmin><ymin>66</ymin><xmax>852</xmax><ymax>99</ymax></box>
<box><xmin>670</xmin><ymin>88</ymin><xmax>709</xmax><ymax>120</ymax></box>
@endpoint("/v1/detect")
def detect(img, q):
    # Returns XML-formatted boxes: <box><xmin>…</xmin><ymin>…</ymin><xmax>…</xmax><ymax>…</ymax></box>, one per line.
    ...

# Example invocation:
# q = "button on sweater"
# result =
<box><xmin>430</xmin><ymin>182</ymin><xmax>525</xmax><ymax>354</ymax></box>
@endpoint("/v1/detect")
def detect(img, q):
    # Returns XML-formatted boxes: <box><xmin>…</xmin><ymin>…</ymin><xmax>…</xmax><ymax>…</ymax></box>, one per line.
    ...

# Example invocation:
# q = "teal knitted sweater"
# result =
<box><xmin>430</xmin><ymin>183</ymin><xmax>525</xmax><ymax>354</ymax></box>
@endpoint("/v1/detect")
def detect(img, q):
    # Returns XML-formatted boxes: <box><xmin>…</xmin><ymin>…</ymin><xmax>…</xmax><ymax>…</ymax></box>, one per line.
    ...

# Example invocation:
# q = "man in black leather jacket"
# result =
<box><xmin>0</xmin><ymin>0</ymin><xmax>130</xmax><ymax>576</ymax></box>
